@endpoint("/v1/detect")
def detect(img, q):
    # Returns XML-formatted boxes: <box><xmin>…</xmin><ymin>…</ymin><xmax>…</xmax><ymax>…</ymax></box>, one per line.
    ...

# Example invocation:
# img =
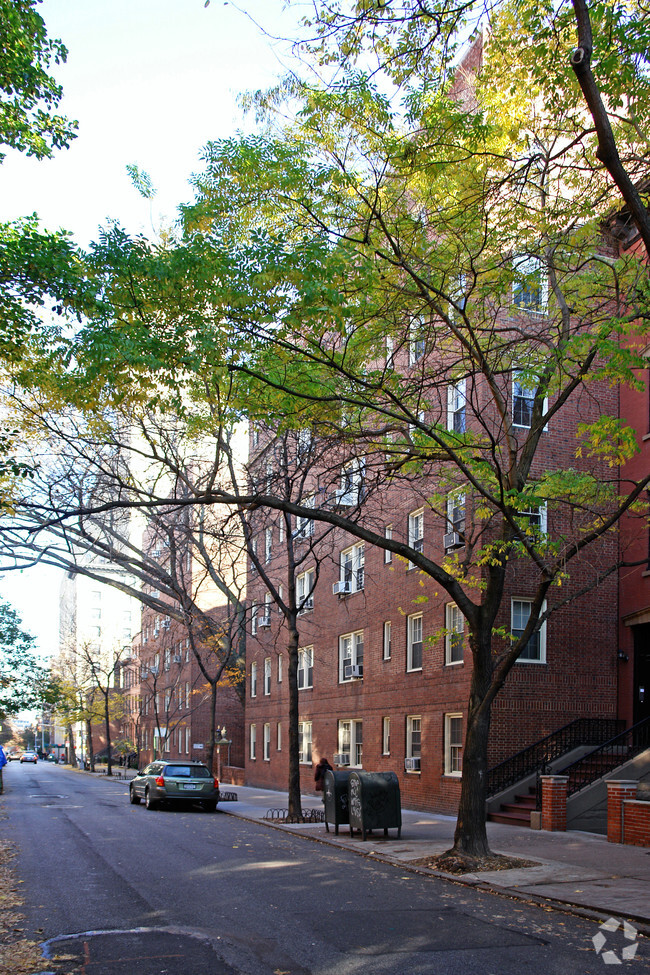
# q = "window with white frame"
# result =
<box><xmin>250</xmin><ymin>537</ymin><xmax>258</xmax><ymax>573</ymax></box>
<box><xmin>263</xmin><ymin>723</ymin><xmax>270</xmax><ymax>761</ymax></box>
<box><xmin>185</xmin><ymin>726</ymin><xmax>190</xmax><ymax>755</ymax></box>
<box><xmin>264</xmin><ymin>657</ymin><xmax>271</xmax><ymax>695</ymax></box>
<box><xmin>185</xmin><ymin>638</ymin><xmax>190</xmax><ymax>663</ymax></box>
<box><xmin>512</xmin><ymin>255</ymin><xmax>547</xmax><ymax>313</ymax></box>
<box><xmin>512</xmin><ymin>370</ymin><xmax>548</xmax><ymax>429</ymax></box>
<box><xmin>278</xmin><ymin>517</ymin><xmax>285</xmax><ymax>543</ymax></box>
<box><xmin>339</xmin><ymin>542</ymin><xmax>364</xmax><ymax>593</ymax></box>
<box><xmin>265</xmin><ymin>527</ymin><xmax>272</xmax><ymax>563</ymax></box>
<box><xmin>261</xmin><ymin>592</ymin><xmax>272</xmax><ymax>627</ymax></box>
<box><xmin>338</xmin><ymin>458</ymin><xmax>365</xmax><ymax>506</ymax></box>
<box><xmin>298</xmin><ymin>646</ymin><xmax>314</xmax><ymax>689</ymax></box>
<box><xmin>277</xmin><ymin>722</ymin><xmax>282</xmax><ymax>751</ymax></box>
<box><xmin>385</xmin><ymin>335</ymin><xmax>395</xmax><ymax>369</ymax></box>
<box><xmin>445</xmin><ymin>603</ymin><xmax>464</xmax><ymax>665</ymax></box>
<box><xmin>446</xmin><ymin>492</ymin><xmax>466</xmax><ymax>534</ymax></box>
<box><xmin>298</xmin><ymin>721</ymin><xmax>312</xmax><ymax>764</ymax></box>
<box><xmin>384</xmin><ymin>525</ymin><xmax>393</xmax><ymax>563</ymax></box>
<box><xmin>294</xmin><ymin>495</ymin><xmax>314</xmax><ymax>539</ymax></box>
<box><xmin>447</xmin><ymin>378</ymin><xmax>466</xmax><ymax>433</ymax></box>
<box><xmin>512</xmin><ymin>598</ymin><xmax>547</xmax><ymax>662</ymax></box>
<box><xmin>250</xmin><ymin>661</ymin><xmax>257</xmax><ymax>698</ymax></box>
<box><xmin>164</xmin><ymin>688</ymin><xmax>171</xmax><ymax>711</ymax></box>
<box><xmin>250</xmin><ymin>724</ymin><xmax>257</xmax><ymax>760</ymax></box>
<box><xmin>409</xmin><ymin>318</ymin><xmax>426</xmax><ymax>365</ymax></box>
<box><xmin>277</xmin><ymin>655</ymin><xmax>283</xmax><ymax>683</ymax></box>
<box><xmin>444</xmin><ymin>713</ymin><xmax>463</xmax><ymax>776</ymax></box>
<box><xmin>185</xmin><ymin>682</ymin><xmax>190</xmax><ymax>710</ymax></box>
<box><xmin>382</xmin><ymin>716</ymin><xmax>391</xmax><ymax>755</ymax></box>
<box><xmin>251</xmin><ymin>603</ymin><xmax>258</xmax><ymax>636</ymax></box>
<box><xmin>407</xmin><ymin>614</ymin><xmax>423</xmax><ymax>671</ymax></box>
<box><xmin>297</xmin><ymin>427</ymin><xmax>312</xmax><ymax>458</ymax></box>
<box><xmin>408</xmin><ymin>508</ymin><xmax>424</xmax><ymax>554</ymax></box>
<box><xmin>338</xmin><ymin>718</ymin><xmax>363</xmax><ymax>767</ymax></box>
<box><xmin>164</xmin><ymin>648</ymin><xmax>171</xmax><ymax>671</ymax></box>
<box><xmin>297</xmin><ymin>568</ymin><xmax>315</xmax><ymax>612</ymax></box>
<box><xmin>339</xmin><ymin>631</ymin><xmax>364</xmax><ymax>681</ymax></box>
<box><xmin>406</xmin><ymin>715</ymin><xmax>421</xmax><ymax>762</ymax></box>
<box><xmin>383</xmin><ymin>621</ymin><xmax>392</xmax><ymax>660</ymax></box>
<box><xmin>518</xmin><ymin>500</ymin><xmax>548</xmax><ymax>536</ymax></box>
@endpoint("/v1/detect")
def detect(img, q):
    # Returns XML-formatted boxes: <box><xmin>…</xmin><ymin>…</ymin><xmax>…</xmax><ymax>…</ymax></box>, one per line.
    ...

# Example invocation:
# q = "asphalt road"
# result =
<box><xmin>2</xmin><ymin>763</ymin><xmax>647</xmax><ymax>974</ymax></box>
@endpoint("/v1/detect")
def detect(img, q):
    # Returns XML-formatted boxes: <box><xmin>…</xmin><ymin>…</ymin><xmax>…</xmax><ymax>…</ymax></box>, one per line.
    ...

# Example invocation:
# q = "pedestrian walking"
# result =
<box><xmin>0</xmin><ymin>744</ymin><xmax>7</xmax><ymax>794</ymax></box>
<box><xmin>314</xmin><ymin>756</ymin><xmax>332</xmax><ymax>795</ymax></box>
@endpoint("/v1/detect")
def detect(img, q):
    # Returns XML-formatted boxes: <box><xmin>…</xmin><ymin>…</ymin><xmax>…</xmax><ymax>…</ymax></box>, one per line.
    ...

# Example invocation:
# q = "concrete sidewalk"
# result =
<box><xmin>221</xmin><ymin>783</ymin><xmax>650</xmax><ymax>930</ymax></box>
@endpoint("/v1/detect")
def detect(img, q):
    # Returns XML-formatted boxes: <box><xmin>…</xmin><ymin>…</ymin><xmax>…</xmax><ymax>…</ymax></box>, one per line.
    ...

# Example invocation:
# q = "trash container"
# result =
<box><xmin>323</xmin><ymin>769</ymin><xmax>352</xmax><ymax>834</ymax></box>
<box><xmin>348</xmin><ymin>771</ymin><xmax>402</xmax><ymax>841</ymax></box>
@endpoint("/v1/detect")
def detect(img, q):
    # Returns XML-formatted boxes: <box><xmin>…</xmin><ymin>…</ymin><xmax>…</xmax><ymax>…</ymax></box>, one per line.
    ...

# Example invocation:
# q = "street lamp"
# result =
<box><xmin>215</xmin><ymin>726</ymin><xmax>230</xmax><ymax>780</ymax></box>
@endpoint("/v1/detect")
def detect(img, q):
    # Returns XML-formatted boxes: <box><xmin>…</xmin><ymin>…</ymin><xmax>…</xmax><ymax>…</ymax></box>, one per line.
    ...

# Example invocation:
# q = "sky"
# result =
<box><xmin>0</xmin><ymin>0</ymin><xmax>300</xmax><ymax>655</ymax></box>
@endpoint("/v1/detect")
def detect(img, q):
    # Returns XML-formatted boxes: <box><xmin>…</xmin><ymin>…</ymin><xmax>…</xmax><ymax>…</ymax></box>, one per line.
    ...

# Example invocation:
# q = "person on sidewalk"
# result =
<box><xmin>314</xmin><ymin>756</ymin><xmax>332</xmax><ymax>798</ymax></box>
<box><xmin>0</xmin><ymin>745</ymin><xmax>7</xmax><ymax>794</ymax></box>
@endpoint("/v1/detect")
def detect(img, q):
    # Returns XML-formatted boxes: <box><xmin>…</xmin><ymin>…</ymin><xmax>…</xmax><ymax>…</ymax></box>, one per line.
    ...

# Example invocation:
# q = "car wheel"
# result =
<box><xmin>203</xmin><ymin>801</ymin><xmax>217</xmax><ymax>813</ymax></box>
<box><xmin>144</xmin><ymin>789</ymin><xmax>158</xmax><ymax>810</ymax></box>
<box><xmin>129</xmin><ymin>786</ymin><xmax>141</xmax><ymax>805</ymax></box>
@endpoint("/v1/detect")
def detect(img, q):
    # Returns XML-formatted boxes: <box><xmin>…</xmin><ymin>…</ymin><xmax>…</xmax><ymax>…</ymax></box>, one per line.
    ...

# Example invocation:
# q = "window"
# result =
<box><xmin>250</xmin><ymin>661</ymin><xmax>257</xmax><ymax>698</ymax></box>
<box><xmin>385</xmin><ymin>335</ymin><xmax>395</xmax><ymax>369</ymax></box>
<box><xmin>406</xmin><ymin>715</ymin><xmax>421</xmax><ymax>764</ymax></box>
<box><xmin>407</xmin><ymin>614</ymin><xmax>423</xmax><ymax>671</ymax></box>
<box><xmin>185</xmin><ymin>682</ymin><xmax>190</xmax><ymax>710</ymax></box>
<box><xmin>263</xmin><ymin>723</ymin><xmax>271</xmax><ymax>761</ymax></box>
<box><xmin>512</xmin><ymin>598</ymin><xmax>547</xmax><ymax>663</ymax></box>
<box><xmin>408</xmin><ymin>509</ymin><xmax>424</xmax><ymax>554</ymax></box>
<box><xmin>383</xmin><ymin>621</ymin><xmax>392</xmax><ymax>660</ymax></box>
<box><xmin>339</xmin><ymin>630</ymin><xmax>364</xmax><ymax>681</ymax></box>
<box><xmin>250</xmin><ymin>724</ymin><xmax>257</xmax><ymax>761</ymax></box>
<box><xmin>446</xmin><ymin>492</ymin><xmax>466</xmax><ymax>534</ymax></box>
<box><xmin>338</xmin><ymin>719</ymin><xmax>363</xmax><ymax>767</ymax></box>
<box><xmin>164</xmin><ymin>648</ymin><xmax>170</xmax><ymax>672</ymax></box>
<box><xmin>512</xmin><ymin>255</ymin><xmax>546</xmax><ymax>313</ymax></box>
<box><xmin>250</xmin><ymin>537</ymin><xmax>258</xmax><ymax>572</ymax></box>
<box><xmin>278</xmin><ymin>518</ymin><xmax>285</xmax><ymax>544</ymax></box>
<box><xmin>164</xmin><ymin>688</ymin><xmax>171</xmax><ymax>711</ymax></box>
<box><xmin>297</xmin><ymin>568</ymin><xmax>315</xmax><ymax>612</ymax></box>
<box><xmin>294</xmin><ymin>495</ymin><xmax>314</xmax><ymax>539</ymax></box>
<box><xmin>518</xmin><ymin>501</ymin><xmax>548</xmax><ymax>536</ymax></box>
<box><xmin>444</xmin><ymin>713</ymin><xmax>463</xmax><ymax>776</ymax></box>
<box><xmin>185</xmin><ymin>639</ymin><xmax>190</xmax><ymax>663</ymax></box>
<box><xmin>297</xmin><ymin>428</ymin><xmax>312</xmax><ymax>457</ymax></box>
<box><xmin>338</xmin><ymin>458</ymin><xmax>365</xmax><ymax>506</ymax></box>
<box><xmin>261</xmin><ymin>593</ymin><xmax>272</xmax><ymax>627</ymax></box>
<box><xmin>447</xmin><ymin>379</ymin><xmax>466</xmax><ymax>433</ymax></box>
<box><xmin>382</xmin><ymin>716</ymin><xmax>391</xmax><ymax>755</ymax></box>
<box><xmin>384</xmin><ymin>525</ymin><xmax>393</xmax><ymax>563</ymax></box>
<box><xmin>409</xmin><ymin>319</ymin><xmax>426</xmax><ymax>365</ymax></box>
<box><xmin>298</xmin><ymin>646</ymin><xmax>314</xmax><ymax>689</ymax></box>
<box><xmin>265</xmin><ymin>527</ymin><xmax>272</xmax><ymax>563</ymax></box>
<box><xmin>277</xmin><ymin>722</ymin><xmax>282</xmax><ymax>751</ymax></box>
<box><xmin>445</xmin><ymin>603</ymin><xmax>464</xmax><ymax>665</ymax></box>
<box><xmin>185</xmin><ymin>726</ymin><xmax>190</xmax><ymax>755</ymax></box>
<box><xmin>298</xmin><ymin>721</ymin><xmax>312</xmax><ymax>764</ymax></box>
<box><xmin>264</xmin><ymin>657</ymin><xmax>271</xmax><ymax>695</ymax></box>
<box><xmin>251</xmin><ymin>603</ymin><xmax>258</xmax><ymax>636</ymax></box>
<box><xmin>339</xmin><ymin>543</ymin><xmax>364</xmax><ymax>593</ymax></box>
<box><xmin>251</xmin><ymin>424</ymin><xmax>259</xmax><ymax>448</ymax></box>
<box><xmin>277</xmin><ymin>655</ymin><xmax>283</xmax><ymax>683</ymax></box>
<box><xmin>513</xmin><ymin>371</ymin><xmax>548</xmax><ymax>429</ymax></box>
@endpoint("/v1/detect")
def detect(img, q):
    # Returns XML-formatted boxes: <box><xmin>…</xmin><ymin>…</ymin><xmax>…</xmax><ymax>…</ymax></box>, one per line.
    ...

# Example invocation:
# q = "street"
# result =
<box><xmin>2</xmin><ymin>762</ymin><xmax>646</xmax><ymax>974</ymax></box>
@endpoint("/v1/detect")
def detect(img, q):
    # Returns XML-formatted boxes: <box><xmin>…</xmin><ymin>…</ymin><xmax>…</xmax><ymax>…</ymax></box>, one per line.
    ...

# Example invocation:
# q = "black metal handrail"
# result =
<box><xmin>545</xmin><ymin>715</ymin><xmax>650</xmax><ymax>804</ymax></box>
<box><xmin>486</xmin><ymin>717</ymin><xmax>624</xmax><ymax>799</ymax></box>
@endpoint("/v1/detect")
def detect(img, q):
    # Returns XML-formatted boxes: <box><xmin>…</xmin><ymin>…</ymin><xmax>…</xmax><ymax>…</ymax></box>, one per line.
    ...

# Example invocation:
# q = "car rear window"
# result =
<box><xmin>163</xmin><ymin>765</ymin><xmax>211</xmax><ymax>778</ymax></box>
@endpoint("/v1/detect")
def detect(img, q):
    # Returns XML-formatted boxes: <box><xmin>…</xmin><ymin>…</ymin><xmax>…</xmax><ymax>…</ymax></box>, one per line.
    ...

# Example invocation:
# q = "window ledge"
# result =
<box><xmin>445</xmin><ymin>660</ymin><xmax>464</xmax><ymax>668</ymax></box>
<box><xmin>406</xmin><ymin>667</ymin><xmax>423</xmax><ymax>674</ymax></box>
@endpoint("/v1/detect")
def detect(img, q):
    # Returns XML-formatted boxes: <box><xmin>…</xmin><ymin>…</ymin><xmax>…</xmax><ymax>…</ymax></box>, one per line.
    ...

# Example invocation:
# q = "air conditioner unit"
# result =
<box><xmin>443</xmin><ymin>531</ymin><xmax>463</xmax><ymax>551</ymax></box>
<box><xmin>172</xmin><ymin>654</ymin><xmax>182</xmax><ymax>664</ymax></box>
<box><xmin>259</xmin><ymin>618</ymin><xmax>271</xmax><ymax>628</ymax></box>
<box><xmin>332</xmin><ymin>580</ymin><xmax>351</xmax><ymax>596</ymax></box>
<box><xmin>333</xmin><ymin>752</ymin><xmax>350</xmax><ymax>766</ymax></box>
<box><xmin>149</xmin><ymin>665</ymin><xmax>159</xmax><ymax>676</ymax></box>
<box><xmin>404</xmin><ymin>757</ymin><xmax>421</xmax><ymax>771</ymax></box>
<box><xmin>344</xmin><ymin>663</ymin><xmax>363</xmax><ymax>680</ymax></box>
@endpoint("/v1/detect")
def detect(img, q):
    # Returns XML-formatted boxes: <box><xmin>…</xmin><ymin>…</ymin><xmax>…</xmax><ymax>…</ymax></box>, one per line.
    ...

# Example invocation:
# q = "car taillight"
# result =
<box><xmin>214</xmin><ymin>778</ymin><xmax>219</xmax><ymax>789</ymax></box>
<box><xmin>155</xmin><ymin>776</ymin><xmax>165</xmax><ymax>787</ymax></box>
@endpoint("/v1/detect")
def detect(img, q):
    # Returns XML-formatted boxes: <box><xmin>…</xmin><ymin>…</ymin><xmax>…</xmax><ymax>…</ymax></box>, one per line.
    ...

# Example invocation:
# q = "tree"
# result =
<box><xmin>0</xmin><ymin>597</ymin><xmax>57</xmax><ymax>717</ymax></box>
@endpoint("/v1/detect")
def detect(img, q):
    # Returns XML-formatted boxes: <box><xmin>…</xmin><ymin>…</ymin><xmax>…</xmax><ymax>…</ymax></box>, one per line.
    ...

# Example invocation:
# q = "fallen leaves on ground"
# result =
<box><xmin>0</xmin><ymin>836</ymin><xmax>48</xmax><ymax>975</ymax></box>
<box><xmin>411</xmin><ymin>851</ymin><xmax>538</xmax><ymax>875</ymax></box>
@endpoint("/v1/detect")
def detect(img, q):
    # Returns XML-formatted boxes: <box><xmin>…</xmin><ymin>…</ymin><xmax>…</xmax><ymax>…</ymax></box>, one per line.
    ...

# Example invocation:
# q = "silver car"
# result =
<box><xmin>129</xmin><ymin>761</ymin><xmax>219</xmax><ymax>812</ymax></box>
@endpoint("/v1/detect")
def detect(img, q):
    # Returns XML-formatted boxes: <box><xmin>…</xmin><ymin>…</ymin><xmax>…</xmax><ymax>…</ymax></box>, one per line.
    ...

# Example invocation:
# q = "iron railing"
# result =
<box><xmin>538</xmin><ymin>715</ymin><xmax>650</xmax><ymax>806</ymax></box>
<box><xmin>486</xmin><ymin>717</ymin><xmax>624</xmax><ymax>799</ymax></box>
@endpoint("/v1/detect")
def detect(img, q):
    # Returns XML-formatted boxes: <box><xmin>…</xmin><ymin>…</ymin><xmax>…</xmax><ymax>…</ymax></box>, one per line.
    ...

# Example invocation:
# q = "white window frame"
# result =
<box><xmin>298</xmin><ymin>720</ymin><xmax>312</xmax><ymax>764</ymax></box>
<box><xmin>339</xmin><ymin>630</ymin><xmax>364</xmax><ymax>682</ymax></box>
<box><xmin>338</xmin><ymin>718</ymin><xmax>363</xmax><ymax>767</ymax></box>
<box><xmin>444</xmin><ymin>713</ymin><xmax>463</xmax><ymax>776</ymax></box>
<box><xmin>264</xmin><ymin>657</ymin><xmax>271</xmax><ymax>695</ymax></box>
<box><xmin>298</xmin><ymin>646</ymin><xmax>314</xmax><ymax>690</ymax></box>
<box><xmin>408</xmin><ymin>508</ymin><xmax>424</xmax><ymax>554</ymax></box>
<box><xmin>512</xmin><ymin>598</ymin><xmax>547</xmax><ymax>663</ymax></box>
<box><xmin>250</xmin><ymin>661</ymin><xmax>257</xmax><ymax>698</ymax></box>
<box><xmin>265</xmin><ymin>527</ymin><xmax>273</xmax><ymax>563</ymax></box>
<box><xmin>384</xmin><ymin>525</ymin><xmax>393</xmax><ymax>563</ymax></box>
<box><xmin>339</xmin><ymin>542</ymin><xmax>365</xmax><ymax>593</ymax></box>
<box><xmin>446</xmin><ymin>492</ymin><xmax>466</xmax><ymax>534</ymax></box>
<box><xmin>297</xmin><ymin>568</ymin><xmax>315</xmax><ymax>612</ymax></box>
<box><xmin>445</xmin><ymin>603</ymin><xmax>464</xmax><ymax>665</ymax></box>
<box><xmin>512</xmin><ymin>255</ymin><xmax>548</xmax><ymax>313</ymax></box>
<box><xmin>338</xmin><ymin>458</ymin><xmax>365</xmax><ymax>506</ymax></box>
<box><xmin>263</xmin><ymin>723</ymin><xmax>271</xmax><ymax>761</ymax></box>
<box><xmin>250</xmin><ymin>723</ymin><xmax>257</xmax><ymax>761</ymax></box>
<box><xmin>447</xmin><ymin>378</ymin><xmax>466</xmax><ymax>433</ymax></box>
<box><xmin>406</xmin><ymin>715</ymin><xmax>421</xmax><ymax>767</ymax></box>
<box><xmin>382</xmin><ymin>716</ymin><xmax>391</xmax><ymax>755</ymax></box>
<box><xmin>185</xmin><ymin>726</ymin><xmax>190</xmax><ymax>755</ymax></box>
<box><xmin>277</xmin><ymin>722</ymin><xmax>282</xmax><ymax>751</ymax></box>
<box><xmin>383</xmin><ymin>621</ymin><xmax>392</xmax><ymax>661</ymax></box>
<box><xmin>407</xmin><ymin>614</ymin><xmax>423</xmax><ymax>672</ymax></box>
<box><xmin>251</xmin><ymin>603</ymin><xmax>258</xmax><ymax>636</ymax></box>
<box><xmin>277</xmin><ymin>655</ymin><xmax>283</xmax><ymax>683</ymax></box>
<box><xmin>294</xmin><ymin>495</ymin><xmax>314</xmax><ymax>539</ymax></box>
<box><xmin>512</xmin><ymin>370</ymin><xmax>549</xmax><ymax>430</ymax></box>
<box><xmin>518</xmin><ymin>500</ymin><xmax>548</xmax><ymax>536</ymax></box>
<box><xmin>409</xmin><ymin>318</ymin><xmax>426</xmax><ymax>365</ymax></box>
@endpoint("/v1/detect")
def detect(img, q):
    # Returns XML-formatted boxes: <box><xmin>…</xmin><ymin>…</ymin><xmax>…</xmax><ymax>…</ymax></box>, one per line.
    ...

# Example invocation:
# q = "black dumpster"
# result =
<box><xmin>323</xmin><ymin>769</ymin><xmax>352</xmax><ymax>834</ymax></box>
<box><xmin>348</xmin><ymin>771</ymin><xmax>402</xmax><ymax>840</ymax></box>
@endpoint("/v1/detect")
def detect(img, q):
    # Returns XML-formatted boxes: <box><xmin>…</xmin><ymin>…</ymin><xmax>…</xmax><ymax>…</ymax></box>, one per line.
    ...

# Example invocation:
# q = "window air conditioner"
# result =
<box><xmin>172</xmin><ymin>654</ymin><xmax>182</xmax><ymax>664</ymax></box>
<box><xmin>334</xmin><ymin>752</ymin><xmax>350</xmax><ymax>766</ymax></box>
<box><xmin>443</xmin><ymin>531</ymin><xmax>463</xmax><ymax>551</ymax></box>
<box><xmin>404</xmin><ymin>757</ymin><xmax>421</xmax><ymax>771</ymax></box>
<box><xmin>332</xmin><ymin>580</ymin><xmax>351</xmax><ymax>596</ymax></box>
<box><xmin>149</xmin><ymin>665</ymin><xmax>159</xmax><ymax>676</ymax></box>
<box><xmin>259</xmin><ymin>618</ymin><xmax>271</xmax><ymax>628</ymax></box>
<box><xmin>344</xmin><ymin>663</ymin><xmax>363</xmax><ymax>680</ymax></box>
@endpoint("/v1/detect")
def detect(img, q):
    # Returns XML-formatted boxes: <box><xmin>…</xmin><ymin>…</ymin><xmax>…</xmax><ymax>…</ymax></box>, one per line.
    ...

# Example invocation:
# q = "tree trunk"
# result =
<box><xmin>66</xmin><ymin>723</ymin><xmax>76</xmax><ymax>767</ymax></box>
<box><xmin>287</xmin><ymin>620</ymin><xmax>302</xmax><ymax>819</ymax></box>
<box><xmin>207</xmin><ymin>678</ymin><xmax>218</xmax><ymax>774</ymax></box>
<box><xmin>450</xmin><ymin>629</ymin><xmax>494</xmax><ymax>857</ymax></box>
<box><xmin>86</xmin><ymin>718</ymin><xmax>95</xmax><ymax>772</ymax></box>
<box><xmin>104</xmin><ymin>692</ymin><xmax>113</xmax><ymax>776</ymax></box>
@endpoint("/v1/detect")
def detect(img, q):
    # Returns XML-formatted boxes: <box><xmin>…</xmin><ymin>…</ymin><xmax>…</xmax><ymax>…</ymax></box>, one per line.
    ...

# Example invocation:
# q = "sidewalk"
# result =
<box><xmin>221</xmin><ymin>783</ymin><xmax>650</xmax><ymax>931</ymax></box>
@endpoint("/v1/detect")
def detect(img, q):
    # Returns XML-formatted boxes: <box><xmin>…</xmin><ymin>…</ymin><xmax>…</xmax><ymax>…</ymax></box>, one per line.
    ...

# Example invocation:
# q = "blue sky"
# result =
<box><xmin>1</xmin><ymin>0</ymin><xmax>298</xmax><ymax>653</ymax></box>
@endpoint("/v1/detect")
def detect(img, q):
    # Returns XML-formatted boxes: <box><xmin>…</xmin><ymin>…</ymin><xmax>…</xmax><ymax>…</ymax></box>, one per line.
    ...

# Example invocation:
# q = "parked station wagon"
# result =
<box><xmin>129</xmin><ymin>761</ymin><xmax>219</xmax><ymax>812</ymax></box>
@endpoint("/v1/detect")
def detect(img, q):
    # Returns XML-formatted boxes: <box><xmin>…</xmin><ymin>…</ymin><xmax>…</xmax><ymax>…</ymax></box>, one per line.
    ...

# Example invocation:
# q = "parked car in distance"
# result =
<box><xmin>6</xmin><ymin>751</ymin><xmax>19</xmax><ymax>761</ymax></box>
<box><xmin>129</xmin><ymin>761</ymin><xmax>219</xmax><ymax>812</ymax></box>
<box><xmin>20</xmin><ymin>751</ymin><xmax>38</xmax><ymax>764</ymax></box>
